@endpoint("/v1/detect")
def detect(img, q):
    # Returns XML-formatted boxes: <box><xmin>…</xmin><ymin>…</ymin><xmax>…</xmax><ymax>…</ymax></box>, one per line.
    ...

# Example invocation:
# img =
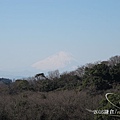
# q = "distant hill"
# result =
<box><xmin>0</xmin><ymin>78</ymin><xmax>12</xmax><ymax>85</ymax></box>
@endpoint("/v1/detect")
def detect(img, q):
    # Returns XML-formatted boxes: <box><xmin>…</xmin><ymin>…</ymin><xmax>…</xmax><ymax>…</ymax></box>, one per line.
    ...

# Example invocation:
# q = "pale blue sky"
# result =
<box><xmin>0</xmin><ymin>0</ymin><xmax>120</xmax><ymax>78</ymax></box>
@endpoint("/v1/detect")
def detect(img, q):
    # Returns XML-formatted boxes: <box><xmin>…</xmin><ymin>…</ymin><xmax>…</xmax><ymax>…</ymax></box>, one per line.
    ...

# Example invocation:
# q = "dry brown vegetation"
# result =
<box><xmin>0</xmin><ymin>90</ymin><xmax>104</xmax><ymax>120</ymax></box>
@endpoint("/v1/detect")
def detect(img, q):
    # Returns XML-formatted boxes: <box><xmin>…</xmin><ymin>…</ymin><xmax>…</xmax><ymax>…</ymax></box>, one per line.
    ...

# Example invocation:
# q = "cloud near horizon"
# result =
<box><xmin>32</xmin><ymin>51</ymin><xmax>75</xmax><ymax>71</ymax></box>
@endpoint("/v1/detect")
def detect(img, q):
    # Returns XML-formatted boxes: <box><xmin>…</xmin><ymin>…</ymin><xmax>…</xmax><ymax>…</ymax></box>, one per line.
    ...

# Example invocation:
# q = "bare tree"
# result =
<box><xmin>74</xmin><ymin>66</ymin><xmax>86</xmax><ymax>77</ymax></box>
<box><xmin>109</xmin><ymin>55</ymin><xmax>120</xmax><ymax>66</ymax></box>
<box><xmin>48</xmin><ymin>70</ymin><xmax>60</xmax><ymax>80</ymax></box>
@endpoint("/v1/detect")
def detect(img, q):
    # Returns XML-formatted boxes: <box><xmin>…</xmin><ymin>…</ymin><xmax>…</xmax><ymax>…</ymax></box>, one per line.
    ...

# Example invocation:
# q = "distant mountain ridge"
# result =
<box><xmin>0</xmin><ymin>78</ymin><xmax>12</xmax><ymax>85</ymax></box>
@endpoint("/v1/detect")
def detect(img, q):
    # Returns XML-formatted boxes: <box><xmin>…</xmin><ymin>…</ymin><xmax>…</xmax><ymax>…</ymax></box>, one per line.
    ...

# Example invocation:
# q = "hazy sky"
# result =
<box><xmin>0</xmin><ymin>0</ymin><xmax>120</xmax><ymax>78</ymax></box>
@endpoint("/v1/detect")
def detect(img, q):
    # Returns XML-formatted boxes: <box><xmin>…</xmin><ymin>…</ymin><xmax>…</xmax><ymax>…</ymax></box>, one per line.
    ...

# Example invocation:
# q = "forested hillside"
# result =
<box><xmin>0</xmin><ymin>55</ymin><xmax>120</xmax><ymax>120</ymax></box>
